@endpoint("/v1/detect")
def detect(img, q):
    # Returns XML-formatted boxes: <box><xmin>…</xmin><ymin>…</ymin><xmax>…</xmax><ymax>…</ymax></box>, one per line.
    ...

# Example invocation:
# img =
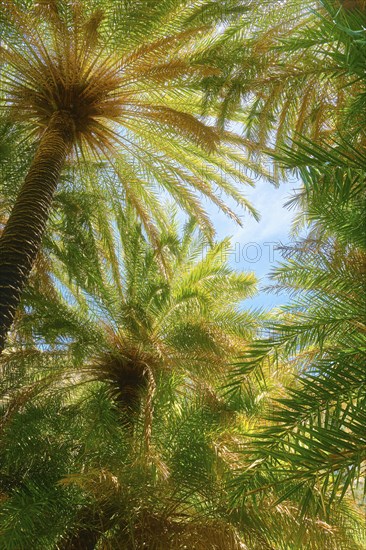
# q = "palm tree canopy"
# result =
<box><xmin>0</xmin><ymin>0</ymin><xmax>365</xmax><ymax>546</ymax></box>
<box><xmin>1</xmin><ymin>0</ymin><xmax>263</xmax><ymax>239</ymax></box>
<box><xmin>227</xmin><ymin>106</ymin><xmax>366</xmax><ymax>517</ymax></box>
<box><xmin>23</xmin><ymin>209</ymin><xmax>258</xmax><ymax>375</ymax></box>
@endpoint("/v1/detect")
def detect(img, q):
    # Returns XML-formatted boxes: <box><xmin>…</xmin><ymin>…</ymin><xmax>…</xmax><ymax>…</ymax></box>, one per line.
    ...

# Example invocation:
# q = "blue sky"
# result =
<box><xmin>208</xmin><ymin>177</ymin><xmax>300</xmax><ymax>309</ymax></box>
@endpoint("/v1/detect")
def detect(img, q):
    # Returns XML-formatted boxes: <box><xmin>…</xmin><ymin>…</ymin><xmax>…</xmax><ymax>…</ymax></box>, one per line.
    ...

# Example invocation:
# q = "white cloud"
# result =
<box><xmin>209</xmin><ymin>177</ymin><xmax>301</xmax><ymax>309</ymax></box>
<box><xmin>212</xmin><ymin>178</ymin><xmax>299</xmax><ymax>244</ymax></box>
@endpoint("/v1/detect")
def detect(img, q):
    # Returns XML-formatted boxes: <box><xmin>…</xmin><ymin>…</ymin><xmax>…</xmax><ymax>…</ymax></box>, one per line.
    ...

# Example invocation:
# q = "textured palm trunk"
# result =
<box><xmin>0</xmin><ymin>112</ymin><xmax>73</xmax><ymax>352</ymax></box>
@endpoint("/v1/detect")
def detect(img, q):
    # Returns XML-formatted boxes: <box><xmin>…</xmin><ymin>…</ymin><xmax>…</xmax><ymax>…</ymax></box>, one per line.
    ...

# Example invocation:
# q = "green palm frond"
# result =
<box><xmin>201</xmin><ymin>0</ymin><xmax>366</xmax><ymax>164</ymax></box>
<box><xmin>229</xmin><ymin>233</ymin><xmax>366</xmax><ymax>514</ymax></box>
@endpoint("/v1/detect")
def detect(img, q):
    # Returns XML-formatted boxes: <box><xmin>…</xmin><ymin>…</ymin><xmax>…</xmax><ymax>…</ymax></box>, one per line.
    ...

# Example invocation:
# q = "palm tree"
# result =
<box><xmin>0</xmin><ymin>0</ymin><xmax>262</xmax><ymax>351</ymax></box>
<box><xmin>23</xmin><ymin>208</ymin><xmax>258</xmax><ymax>416</ymax></box>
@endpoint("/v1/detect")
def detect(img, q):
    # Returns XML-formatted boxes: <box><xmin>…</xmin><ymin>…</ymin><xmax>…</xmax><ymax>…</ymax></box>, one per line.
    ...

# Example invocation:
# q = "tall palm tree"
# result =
<box><xmin>0</xmin><ymin>0</ymin><xmax>262</xmax><ymax>351</ymax></box>
<box><xmin>0</xmin><ymin>211</ymin><xmax>258</xmax><ymax>548</ymax></box>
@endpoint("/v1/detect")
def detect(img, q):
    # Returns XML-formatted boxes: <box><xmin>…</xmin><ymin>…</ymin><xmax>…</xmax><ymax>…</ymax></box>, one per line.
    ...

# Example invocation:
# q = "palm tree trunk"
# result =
<box><xmin>0</xmin><ymin>112</ymin><xmax>74</xmax><ymax>352</ymax></box>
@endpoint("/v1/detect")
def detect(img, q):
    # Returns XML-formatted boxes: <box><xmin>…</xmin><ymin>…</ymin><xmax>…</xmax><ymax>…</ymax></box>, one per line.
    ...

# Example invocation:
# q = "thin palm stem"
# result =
<box><xmin>0</xmin><ymin>111</ymin><xmax>73</xmax><ymax>351</ymax></box>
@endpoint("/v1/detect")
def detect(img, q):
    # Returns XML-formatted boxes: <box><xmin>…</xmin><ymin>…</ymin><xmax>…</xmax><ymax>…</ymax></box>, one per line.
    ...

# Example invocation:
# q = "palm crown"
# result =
<box><xmin>24</xmin><ymin>210</ymin><xmax>258</xmax><ymax>407</ymax></box>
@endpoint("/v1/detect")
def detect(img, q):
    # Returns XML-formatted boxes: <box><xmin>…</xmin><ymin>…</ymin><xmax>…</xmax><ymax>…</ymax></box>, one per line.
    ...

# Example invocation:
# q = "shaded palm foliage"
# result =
<box><xmin>1</xmin><ymin>353</ymin><xmax>364</xmax><ymax>549</ymax></box>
